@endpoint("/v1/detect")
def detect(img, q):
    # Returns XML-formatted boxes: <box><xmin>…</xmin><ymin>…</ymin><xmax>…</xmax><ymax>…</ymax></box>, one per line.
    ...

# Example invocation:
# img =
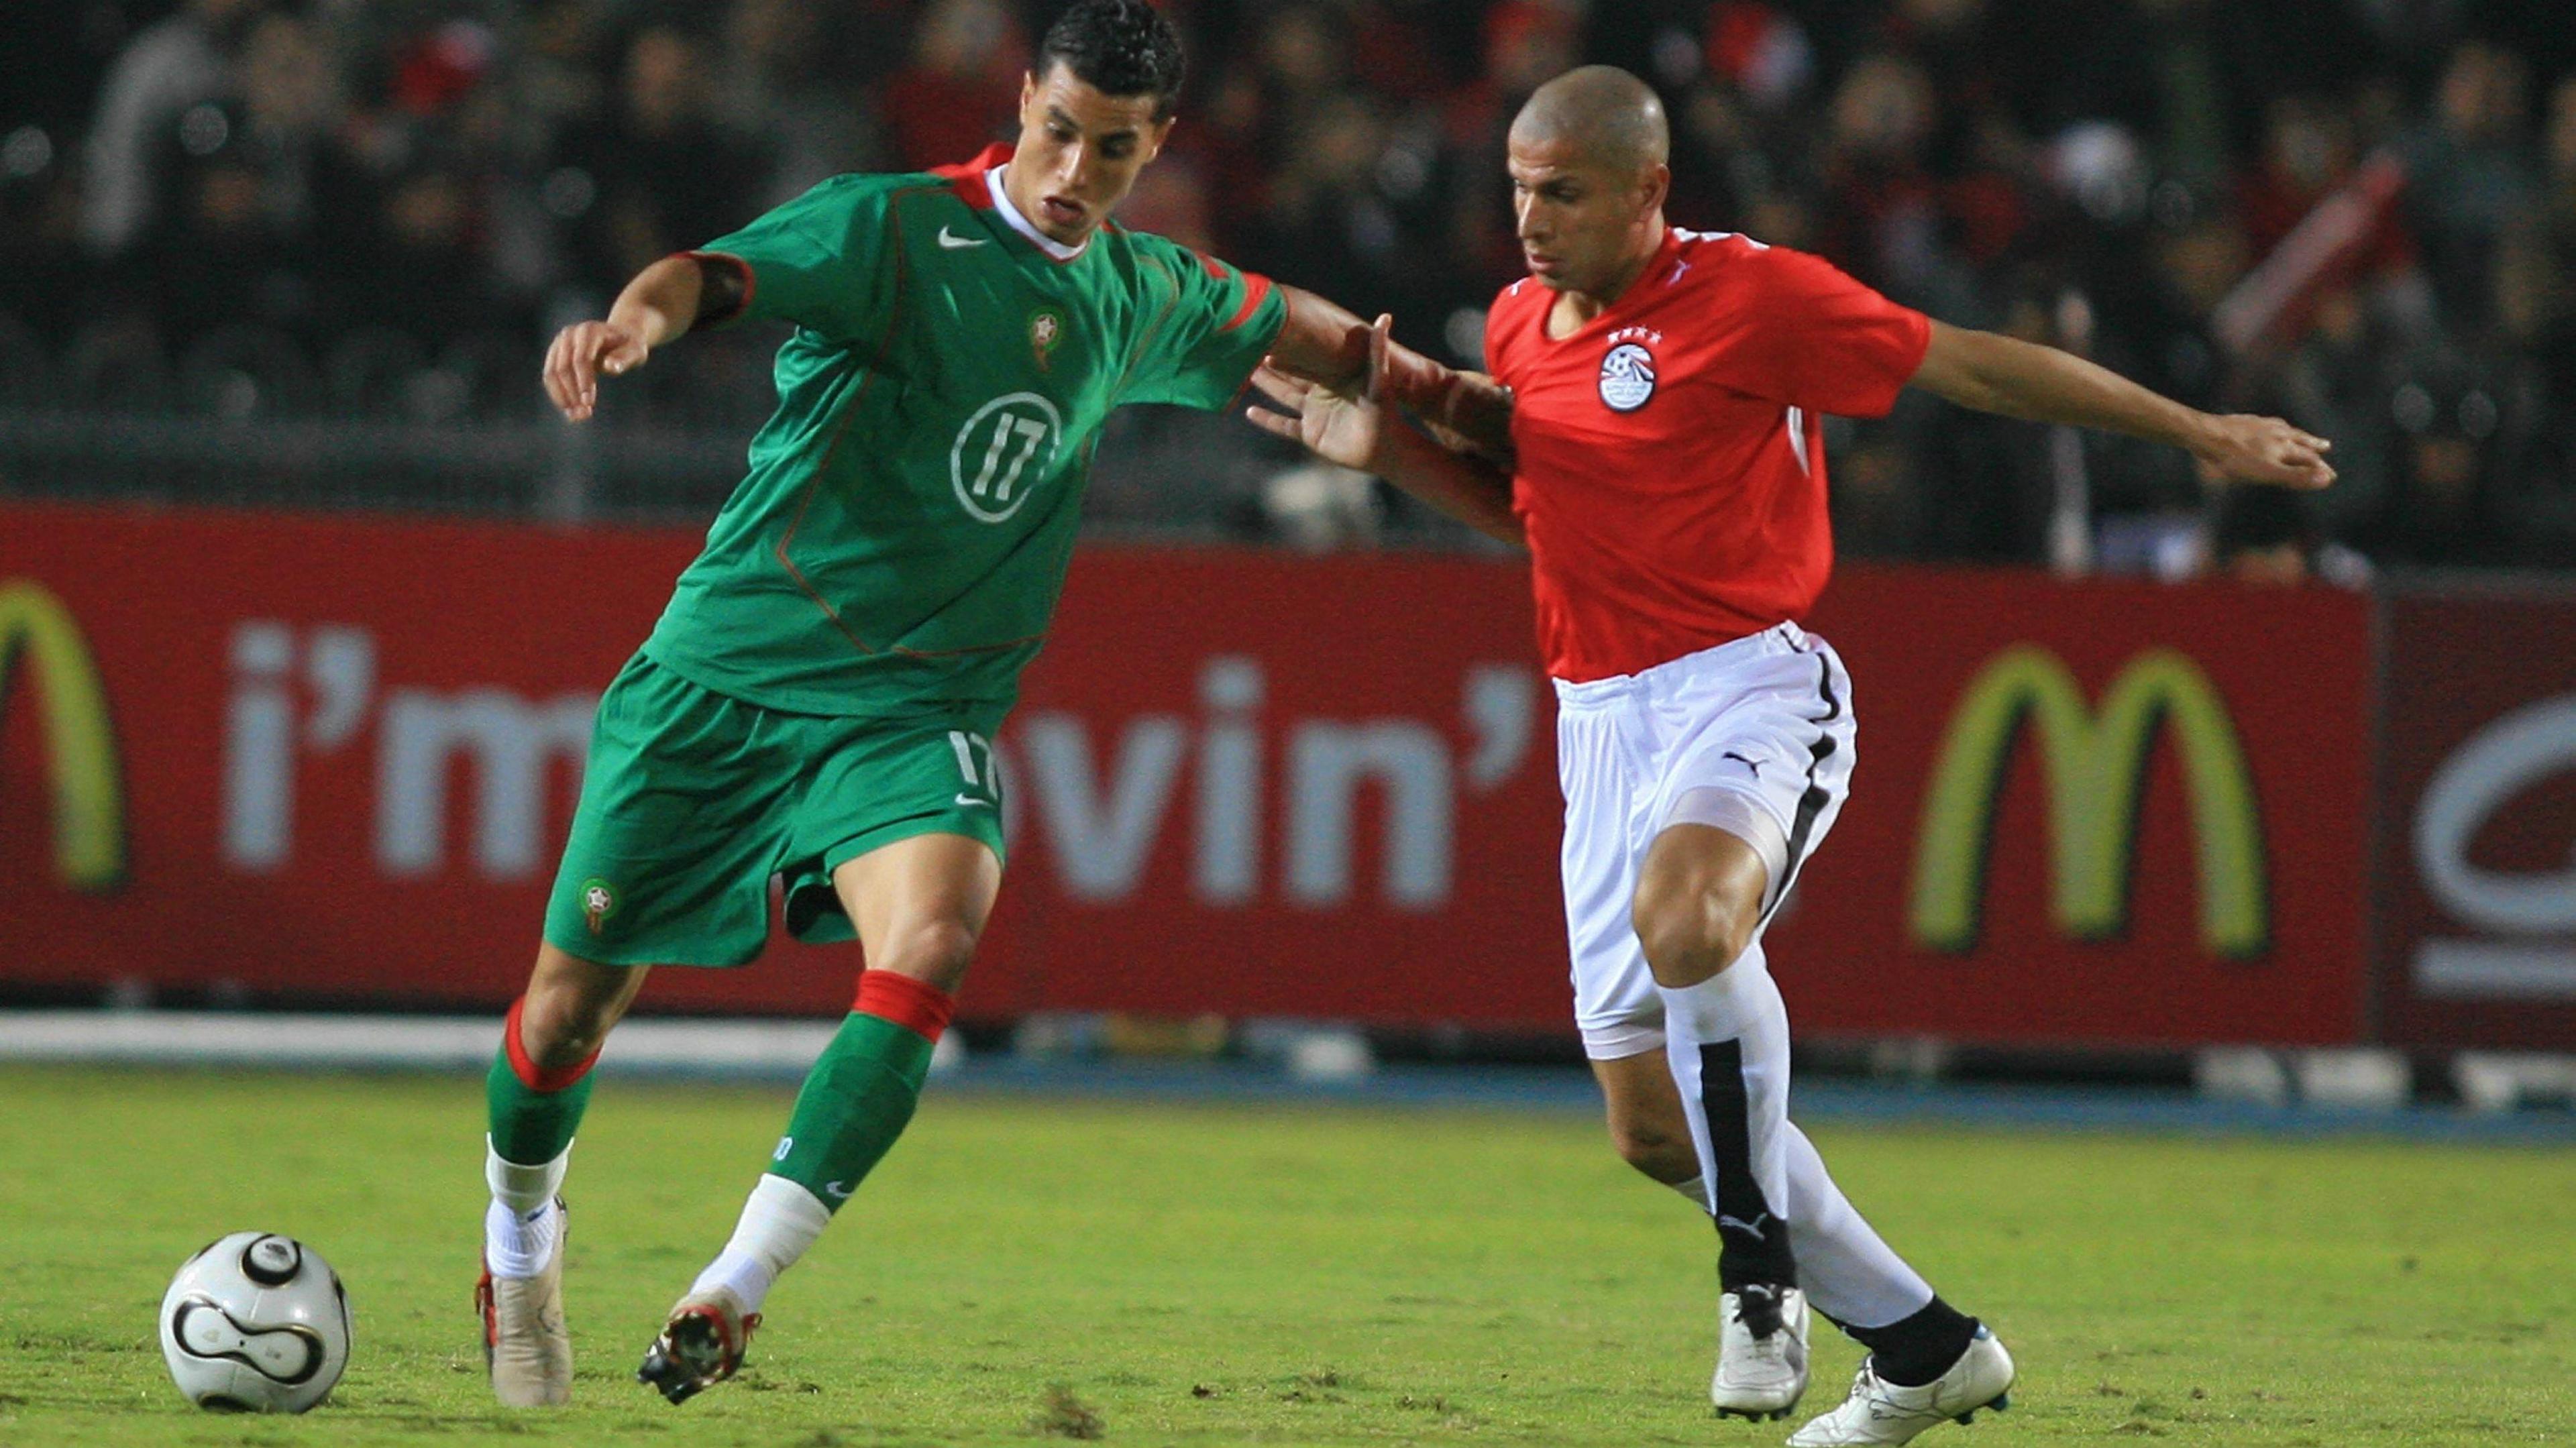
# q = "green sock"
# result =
<box><xmin>486</xmin><ymin>1001</ymin><xmax>596</xmax><ymax>1166</ymax></box>
<box><xmin>487</xmin><ymin>1053</ymin><xmax>592</xmax><ymax>1164</ymax></box>
<box><xmin>767</xmin><ymin>1012</ymin><xmax>935</xmax><ymax>1212</ymax></box>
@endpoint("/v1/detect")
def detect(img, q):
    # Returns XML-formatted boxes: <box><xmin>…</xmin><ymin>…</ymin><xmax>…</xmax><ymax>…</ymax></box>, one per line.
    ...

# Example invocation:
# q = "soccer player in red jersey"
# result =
<box><xmin>1251</xmin><ymin>65</ymin><xmax>2330</xmax><ymax>1448</ymax></box>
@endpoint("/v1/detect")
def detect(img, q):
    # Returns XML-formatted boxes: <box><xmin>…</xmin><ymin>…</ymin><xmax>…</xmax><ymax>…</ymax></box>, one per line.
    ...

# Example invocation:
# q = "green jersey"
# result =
<box><xmin>642</xmin><ymin>144</ymin><xmax>1287</xmax><ymax>716</ymax></box>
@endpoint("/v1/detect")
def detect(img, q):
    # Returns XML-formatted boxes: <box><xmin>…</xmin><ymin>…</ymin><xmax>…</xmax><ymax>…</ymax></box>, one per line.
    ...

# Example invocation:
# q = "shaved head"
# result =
<box><xmin>1505</xmin><ymin>66</ymin><xmax>1672</xmax><ymax>304</ymax></box>
<box><xmin>1510</xmin><ymin>65</ymin><xmax>1668</xmax><ymax>177</ymax></box>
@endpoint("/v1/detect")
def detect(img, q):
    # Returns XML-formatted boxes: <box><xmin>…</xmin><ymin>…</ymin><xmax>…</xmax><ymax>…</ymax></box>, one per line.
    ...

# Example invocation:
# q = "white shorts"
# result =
<box><xmin>1554</xmin><ymin>622</ymin><xmax>1857</xmax><ymax>1060</ymax></box>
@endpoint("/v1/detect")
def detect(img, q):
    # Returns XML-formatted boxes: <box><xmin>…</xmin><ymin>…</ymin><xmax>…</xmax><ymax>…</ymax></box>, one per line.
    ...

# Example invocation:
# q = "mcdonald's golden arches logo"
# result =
<box><xmin>1909</xmin><ymin>645</ymin><xmax>2266</xmax><ymax>958</ymax></box>
<box><xmin>0</xmin><ymin>578</ymin><xmax>125</xmax><ymax>890</ymax></box>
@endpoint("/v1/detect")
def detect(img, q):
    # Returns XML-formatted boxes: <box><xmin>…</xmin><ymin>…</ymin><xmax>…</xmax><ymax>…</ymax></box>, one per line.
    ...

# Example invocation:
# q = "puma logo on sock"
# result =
<box><xmin>1718</xmin><ymin>1211</ymin><xmax>1772</xmax><ymax>1241</ymax></box>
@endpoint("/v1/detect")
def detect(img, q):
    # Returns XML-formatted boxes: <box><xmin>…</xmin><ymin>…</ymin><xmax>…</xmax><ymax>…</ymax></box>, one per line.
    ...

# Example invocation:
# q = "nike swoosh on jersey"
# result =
<box><xmin>937</xmin><ymin>226</ymin><xmax>987</xmax><ymax>249</ymax></box>
<box><xmin>954</xmin><ymin>793</ymin><xmax>991</xmax><ymax>807</ymax></box>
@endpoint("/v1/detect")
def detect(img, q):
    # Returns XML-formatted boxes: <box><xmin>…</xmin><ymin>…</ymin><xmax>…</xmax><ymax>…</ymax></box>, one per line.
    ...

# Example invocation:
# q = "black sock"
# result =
<box><xmin>1726</xmin><ymin>1280</ymin><xmax>1795</xmax><ymax>1339</ymax></box>
<box><xmin>1701</xmin><ymin>1040</ymin><xmax>1798</xmax><ymax>1290</ymax></box>
<box><xmin>1843</xmin><ymin>1296</ymin><xmax>1978</xmax><ymax>1388</ymax></box>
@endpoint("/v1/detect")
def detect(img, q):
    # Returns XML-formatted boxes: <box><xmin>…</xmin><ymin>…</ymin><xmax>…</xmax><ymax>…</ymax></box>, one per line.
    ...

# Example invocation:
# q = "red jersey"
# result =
<box><xmin>1485</xmin><ymin>228</ymin><xmax>1929</xmax><ymax>682</ymax></box>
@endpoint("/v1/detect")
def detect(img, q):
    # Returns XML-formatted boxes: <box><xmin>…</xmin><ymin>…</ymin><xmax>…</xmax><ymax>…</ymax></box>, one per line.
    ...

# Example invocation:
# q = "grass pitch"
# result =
<box><xmin>2</xmin><ymin>1066</ymin><xmax>2570</xmax><ymax>1446</ymax></box>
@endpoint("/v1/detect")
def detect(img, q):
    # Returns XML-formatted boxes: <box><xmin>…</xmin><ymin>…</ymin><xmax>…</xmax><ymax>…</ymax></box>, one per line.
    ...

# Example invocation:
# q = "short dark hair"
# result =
<box><xmin>1037</xmin><ymin>0</ymin><xmax>1187</xmax><ymax>120</ymax></box>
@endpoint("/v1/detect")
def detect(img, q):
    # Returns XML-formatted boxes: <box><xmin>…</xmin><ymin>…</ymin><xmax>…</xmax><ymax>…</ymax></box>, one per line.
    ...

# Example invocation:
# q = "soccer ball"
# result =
<box><xmin>158</xmin><ymin>1232</ymin><xmax>352</xmax><ymax>1412</ymax></box>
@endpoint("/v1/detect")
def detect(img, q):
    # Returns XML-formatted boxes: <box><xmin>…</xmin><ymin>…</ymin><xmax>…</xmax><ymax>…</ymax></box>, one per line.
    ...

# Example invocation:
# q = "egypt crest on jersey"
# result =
<box><xmin>1483</xmin><ymin>225</ymin><xmax>1933</xmax><ymax>684</ymax></box>
<box><xmin>1599</xmin><ymin>341</ymin><xmax>1656</xmax><ymax>411</ymax></box>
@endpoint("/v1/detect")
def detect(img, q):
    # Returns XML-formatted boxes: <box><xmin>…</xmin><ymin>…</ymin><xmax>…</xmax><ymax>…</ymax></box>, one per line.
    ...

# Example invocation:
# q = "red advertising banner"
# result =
<box><xmin>1</xmin><ymin>500</ymin><xmax>2372</xmax><ymax>1044</ymax></box>
<box><xmin>1785</xmin><ymin>569</ymin><xmax>2371</xmax><ymax>1046</ymax></box>
<box><xmin>2373</xmin><ymin>590</ymin><xmax>2576</xmax><ymax>1049</ymax></box>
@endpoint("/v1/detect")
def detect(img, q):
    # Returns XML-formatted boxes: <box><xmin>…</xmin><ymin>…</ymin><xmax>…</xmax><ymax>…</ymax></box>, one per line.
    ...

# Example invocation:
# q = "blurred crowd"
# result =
<box><xmin>1</xmin><ymin>0</ymin><xmax>2573</xmax><ymax>572</ymax></box>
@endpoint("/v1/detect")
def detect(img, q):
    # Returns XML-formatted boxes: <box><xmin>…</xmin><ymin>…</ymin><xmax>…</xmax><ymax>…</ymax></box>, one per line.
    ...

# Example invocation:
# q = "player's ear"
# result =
<box><xmin>1142</xmin><ymin>115</ymin><xmax>1177</xmax><ymax>162</ymax></box>
<box><xmin>1640</xmin><ymin>163</ymin><xmax>1671</xmax><ymax>219</ymax></box>
<box><xmin>1019</xmin><ymin>70</ymin><xmax>1038</xmax><ymax>117</ymax></box>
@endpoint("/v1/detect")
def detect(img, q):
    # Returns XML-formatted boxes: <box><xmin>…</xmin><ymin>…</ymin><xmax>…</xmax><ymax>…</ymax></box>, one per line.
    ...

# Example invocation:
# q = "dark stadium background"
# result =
<box><xmin>1</xmin><ymin>0</ymin><xmax>2571</xmax><ymax>567</ymax></box>
<box><xmin>1</xmin><ymin>0</ymin><xmax>2572</xmax><ymax>1103</ymax></box>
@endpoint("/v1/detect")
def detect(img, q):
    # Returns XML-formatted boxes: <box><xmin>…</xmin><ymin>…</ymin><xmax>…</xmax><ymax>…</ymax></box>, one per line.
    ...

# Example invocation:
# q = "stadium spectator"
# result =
<box><xmin>716</xmin><ymin>0</ymin><xmax>887</xmax><ymax>205</ymax></box>
<box><xmin>2403</xmin><ymin>40</ymin><xmax>2539</xmax><ymax>333</ymax></box>
<box><xmin>881</xmin><ymin>0</ymin><xmax>1026</xmax><ymax>172</ymax></box>
<box><xmin>2235</xmin><ymin>95</ymin><xmax>2421</xmax><ymax>333</ymax></box>
<box><xmin>2485</xmin><ymin>76</ymin><xmax>2576</xmax><ymax>563</ymax></box>
<box><xmin>80</xmin><ymin>0</ymin><xmax>270</xmax><ymax>258</ymax></box>
<box><xmin>1440</xmin><ymin>1</ymin><xmax>1584</xmax><ymax>288</ymax></box>
<box><xmin>552</xmin><ymin>21</ymin><xmax>769</xmax><ymax>294</ymax></box>
<box><xmin>2361</xmin><ymin>346</ymin><xmax>2526</xmax><ymax>567</ymax></box>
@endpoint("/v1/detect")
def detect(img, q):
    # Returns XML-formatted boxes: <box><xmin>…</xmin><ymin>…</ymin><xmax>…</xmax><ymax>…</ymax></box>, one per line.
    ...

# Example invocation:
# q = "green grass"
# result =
<box><xmin>2</xmin><ymin>1066</ymin><xmax>2571</xmax><ymax>1446</ymax></box>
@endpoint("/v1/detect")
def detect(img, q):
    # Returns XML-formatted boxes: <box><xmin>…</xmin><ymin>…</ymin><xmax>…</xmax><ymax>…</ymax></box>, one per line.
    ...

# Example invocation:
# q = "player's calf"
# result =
<box><xmin>1609</xmin><ymin>1123</ymin><xmax>1701</xmax><ymax>1186</ymax></box>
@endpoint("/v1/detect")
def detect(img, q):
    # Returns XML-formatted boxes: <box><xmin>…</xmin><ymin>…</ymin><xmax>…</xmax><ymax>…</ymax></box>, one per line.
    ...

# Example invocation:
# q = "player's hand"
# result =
<box><xmin>543</xmin><ymin>320</ymin><xmax>650</xmax><ymax>423</ymax></box>
<box><xmin>2194</xmin><ymin>414</ymin><xmax>2335</xmax><ymax>490</ymax></box>
<box><xmin>1245</xmin><ymin>312</ymin><xmax>1393</xmax><ymax>472</ymax></box>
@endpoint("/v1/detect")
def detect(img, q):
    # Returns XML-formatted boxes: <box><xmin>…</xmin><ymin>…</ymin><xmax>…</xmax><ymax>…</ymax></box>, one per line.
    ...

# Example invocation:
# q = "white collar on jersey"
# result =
<box><xmin>986</xmin><ymin>165</ymin><xmax>1087</xmax><ymax>261</ymax></box>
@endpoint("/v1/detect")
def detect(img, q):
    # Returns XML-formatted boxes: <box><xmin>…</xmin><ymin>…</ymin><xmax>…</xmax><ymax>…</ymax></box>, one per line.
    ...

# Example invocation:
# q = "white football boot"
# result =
<box><xmin>1786</xmin><ymin>1325</ymin><xmax>2014</xmax><ymax>1446</ymax></box>
<box><xmin>1712</xmin><ymin>1284</ymin><xmax>1811</xmax><ymax>1420</ymax></box>
<box><xmin>476</xmin><ymin>1197</ymin><xmax>572</xmax><ymax>1406</ymax></box>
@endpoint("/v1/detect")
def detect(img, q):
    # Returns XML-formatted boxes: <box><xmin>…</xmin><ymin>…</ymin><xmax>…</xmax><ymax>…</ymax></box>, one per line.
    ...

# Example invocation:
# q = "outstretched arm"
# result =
<box><xmin>1265</xmin><ymin>285</ymin><xmax>1515</xmax><ymax>461</ymax></box>
<box><xmin>1247</xmin><ymin>315</ymin><xmax>1523</xmax><ymax>547</ymax></box>
<box><xmin>1908</xmin><ymin>320</ymin><xmax>2333</xmax><ymax>488</ymax></box>
<box><xmin>541</xmin><ymin>254</ymin><xmax>748</xmax><ymax>422</ymax></box>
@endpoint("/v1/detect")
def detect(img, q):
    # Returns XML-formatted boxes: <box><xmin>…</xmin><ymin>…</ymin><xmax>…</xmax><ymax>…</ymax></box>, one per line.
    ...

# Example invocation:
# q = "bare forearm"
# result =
<box><xmin>606</xmin><ymin>255</ymin><xmax>708</xmax><ymax>351</ymax></box>
<box><xmin>1271</xmin><ymin>286</ymin><xmax>1513</xmax><ymax>459</ymax></box>
<box><xmin>1908</xmin><ymin>319</ymin><xmax>2334</xmax><ymax>488</ymax></box>
<box><xmin>1372</xmin><ymin>423</ymin><xmax>1523</xmax><ymax>547</ymax></box>
<box><xmin>1267</xmin><ymin>285</ymin><xmax>1371</xmax><ymax>384</ymax></box>
<box><xmin>1911</xmin><ymin>320</ymin><xmax>2214</xmax><ymax>453</ymax></box>
<box><xmin>545</xmin><ymin>254</ymin><xmax>739</xmax><ymax>421</ymax></box>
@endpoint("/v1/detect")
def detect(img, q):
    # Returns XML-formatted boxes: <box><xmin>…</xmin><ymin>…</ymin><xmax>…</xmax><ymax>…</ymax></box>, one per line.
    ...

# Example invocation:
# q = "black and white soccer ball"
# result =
<box><xmin>158</xmin><ymin>1232</ymin><xmax>352</xmax><ymax>1412</ymax></box>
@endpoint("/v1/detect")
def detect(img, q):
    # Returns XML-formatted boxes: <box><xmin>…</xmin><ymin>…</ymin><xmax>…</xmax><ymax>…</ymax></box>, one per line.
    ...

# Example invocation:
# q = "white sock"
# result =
<box><xmin>487</xmin><ymin>1137</ymin><xmax>570</xmax><ymax>1215</ymax></box>
<box><xmin>1781</xmin><ymin>1122</ymin><xmax>1935</xmax><ymax>1329</ymax></box>
<box><xmin>484</xmin><ymin>1139</ymin><xmax>570</xmax><ymax>1278</ymax></box>
<box><xmin>1658</xmin><ymin>950</ymin><xmax>1939</xmax><ymax>1327</ymax></box>
<box><xmin>688</xmin><ymin>1174</ymin><xmax>833</xmax><ymax>1316</ymax></box>
<box><xmin>1658</xmin><ymin>945</ymin><xmax>1797</xmax><ymax>1278</ymax></box>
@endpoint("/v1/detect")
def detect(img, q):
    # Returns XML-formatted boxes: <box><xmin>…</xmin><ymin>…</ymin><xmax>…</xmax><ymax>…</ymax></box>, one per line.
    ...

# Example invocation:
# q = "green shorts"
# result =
<box><xmin>543</xmin><ymin>652</ymin><xmax>1007</xmax><ymax>966</ymax></box>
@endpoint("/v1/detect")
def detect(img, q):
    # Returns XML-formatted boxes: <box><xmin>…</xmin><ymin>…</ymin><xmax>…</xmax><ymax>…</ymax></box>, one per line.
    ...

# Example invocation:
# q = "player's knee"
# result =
<box><xmin>1633</xmin><ymin>887</ymin><xmax>1758</xmax><ymax>989</ymax></box>
<box><xmin>519</xmin><ymin>988</ymin><xmax>612</xmax><ymax>1070</ymax></box>
<box><xmin>871</xmin><ymin>918</ymin><xmax>980</xmax><ymax>994</ymax></box>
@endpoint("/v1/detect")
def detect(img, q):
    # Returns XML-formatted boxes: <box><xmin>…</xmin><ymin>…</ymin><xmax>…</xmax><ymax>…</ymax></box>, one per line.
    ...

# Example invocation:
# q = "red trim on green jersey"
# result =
<box><xmin>1187</xmin><ymin>248</ymin><xmax>1275</xmax><ymax>333</ymax></box>
<box><xmin>853</xmin><ymin>969</ymin><xmax>956</xmax><ymax>1043</ymax></box>
<box><xmin>502</xmin><ymin>994</ymin><xmax>601</xmax><ymax>1093</ymax></box>
<box><xmin>936</xmin><ymin>144</ymin><xmax>1014</xmax><ymax>206</ymax></box>
<box><xmin>1220</xmin><ymin>272</ymin><xmax>1275</xmax><ymax>333</ymax></box>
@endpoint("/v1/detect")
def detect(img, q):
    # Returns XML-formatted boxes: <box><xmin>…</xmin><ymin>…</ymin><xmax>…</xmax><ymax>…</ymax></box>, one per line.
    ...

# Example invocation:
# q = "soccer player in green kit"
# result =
<box><xmin>472</xmin><ymin>0</ymin><xmax>1506</xmax><ymax>1410</ymax></box>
